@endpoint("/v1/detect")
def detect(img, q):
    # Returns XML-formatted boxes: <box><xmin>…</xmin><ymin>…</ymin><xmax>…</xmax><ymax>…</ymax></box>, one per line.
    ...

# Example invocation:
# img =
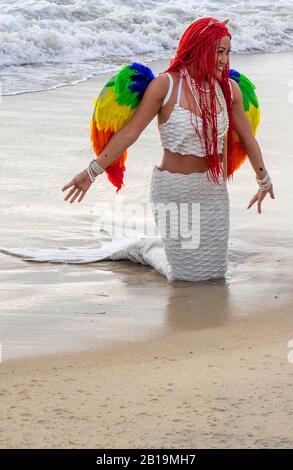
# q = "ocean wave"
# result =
<box><xmin>1</xmin><ymin>0</ymin><xmax>293</xmax><ymax>69</ymax></box>
<box><xmin>1</xmin><ymin>0</ymin><xmax>292</xmax><ymax>94</ymax></box>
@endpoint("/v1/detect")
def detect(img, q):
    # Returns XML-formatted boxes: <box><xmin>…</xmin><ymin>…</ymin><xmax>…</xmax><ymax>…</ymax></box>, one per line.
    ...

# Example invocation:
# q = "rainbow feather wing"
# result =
<box><xmin>228</xmin><ymin>69</ymin><xmax>260</xmax><ymax>176</ymax></box>
<box><xmin>91</xmin><ymin>63</ymin><xmax>155</xmax><ymax>192</ymax></box>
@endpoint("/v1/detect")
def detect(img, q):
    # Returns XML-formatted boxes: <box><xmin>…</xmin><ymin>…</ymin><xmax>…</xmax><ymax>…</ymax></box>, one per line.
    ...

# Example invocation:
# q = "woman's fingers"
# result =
<box><xmin>69</xmin><ymin>188</ymin><xmax>82</xmax><ymax>204</ymax></box>
<box><xmin>247</xmin><ymin>185</ymin><xmax>275</xmax><ymax>213</ymax></box>
<box><xmin>257</xmin><ymin>194</ymin><xmax>263</xmax><ymax>214</ymax></box>
<box><xmin>258</xmin><ymin>189</ymin><xmax>271</xmax><ymax>214</ymax></box>
<box><xmin>247</xmin><ymin>194</ymin><xmax>258</xmax><ymax>209</ymax></box>
<box><xmin>64</xmin><ymin>185</ymin><xmax>84</xmax><ymax>204</ymax></box>
<box><xmin>64</xmin><ymin>186</ymin><xmax>77</xmax><ymax>201</ymax></box>
<box><xmin>62</xmin><ymin>170</ymin><xmax>93</xmax><ymax>204</ymax></box>
<box><xmin>63</xmin><ymin>182</ymin><xmax>89</xmax><ymax>203</ymax></box>
<box><xmin>62</xmin><ymin>180</ymin><xmax>75</xmax><ymax>192</ymax></box>
<box><xmin>78</xmin><ymin>190</ymin><xmax>87</xmax><ymax>203</ymax></box>
<box><xmin>269</xmin><ymin>185</ymin><xmax>275</xmax><ymax>199</ymax></box>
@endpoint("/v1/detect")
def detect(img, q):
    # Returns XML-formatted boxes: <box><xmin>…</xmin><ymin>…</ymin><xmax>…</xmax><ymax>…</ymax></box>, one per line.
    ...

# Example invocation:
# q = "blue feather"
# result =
<box><xmin>129</xmin><ymin>63</ymin><xmax>155</xmax><ymax>100</ymax></box>
<box><xmin>229</xmin><ymin>69</ymin><xmax>241</xmax><ymax>83</ymax></box>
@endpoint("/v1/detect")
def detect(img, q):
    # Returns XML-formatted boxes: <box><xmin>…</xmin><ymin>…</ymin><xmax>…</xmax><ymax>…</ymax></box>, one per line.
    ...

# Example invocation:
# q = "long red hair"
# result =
<box><xmin>165</xmin><ymin>17</ymin><xmax>233</xmax><ymax>183</ymax></box>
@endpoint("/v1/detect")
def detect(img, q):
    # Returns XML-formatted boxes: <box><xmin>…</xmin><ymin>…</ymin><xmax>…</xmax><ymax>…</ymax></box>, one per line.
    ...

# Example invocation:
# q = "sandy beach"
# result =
<box><xmin>1</xmin><ymin>307</ymin><xmax>293</xmax><ymax>449</ymax></box>
<box><xmin>1</xmin><ymin>52</ymin><xmax>293</xmax><ymax>448</ymax></box>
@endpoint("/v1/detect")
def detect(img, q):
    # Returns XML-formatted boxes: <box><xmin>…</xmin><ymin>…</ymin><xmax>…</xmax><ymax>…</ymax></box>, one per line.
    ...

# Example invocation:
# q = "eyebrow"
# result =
<box><xmin>218</xmin><ymin>47</ymin><xmax>231</xmax><ymax>51</ymax></box>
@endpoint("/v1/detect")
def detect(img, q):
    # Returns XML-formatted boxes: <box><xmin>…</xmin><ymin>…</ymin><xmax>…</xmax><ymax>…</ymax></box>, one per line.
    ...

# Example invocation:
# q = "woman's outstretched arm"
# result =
<box><xmin>62</xmin><ymin>74</ymin><xmax>168</xmax><ymax>203</ymax></box>
<box><xmin>230</xmin><ymin>79</ymin><xmax>275</xmax><ymax>213</ymax></box>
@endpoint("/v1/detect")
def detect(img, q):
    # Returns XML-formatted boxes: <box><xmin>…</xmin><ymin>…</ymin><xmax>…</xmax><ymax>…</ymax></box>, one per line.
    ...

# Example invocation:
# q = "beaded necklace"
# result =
<box><xmin>183</xmin><ymin>68</ymin><xmax>229</xmax><ymax>141</ymax></box>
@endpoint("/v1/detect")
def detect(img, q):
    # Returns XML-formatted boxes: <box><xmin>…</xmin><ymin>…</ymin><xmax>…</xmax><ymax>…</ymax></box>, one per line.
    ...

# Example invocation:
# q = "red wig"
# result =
<box><xmin>165</xmin><ymin>17</ymin><xmax>233</xmax><ymax>183</ymax></box>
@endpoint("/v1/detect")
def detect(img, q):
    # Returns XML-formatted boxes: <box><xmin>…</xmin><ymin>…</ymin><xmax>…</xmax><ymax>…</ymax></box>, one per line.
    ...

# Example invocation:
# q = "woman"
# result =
<box><xmin>62</xmin><ymin>17</ymin><xmax>275</xmax><ymax>282</ymax></box>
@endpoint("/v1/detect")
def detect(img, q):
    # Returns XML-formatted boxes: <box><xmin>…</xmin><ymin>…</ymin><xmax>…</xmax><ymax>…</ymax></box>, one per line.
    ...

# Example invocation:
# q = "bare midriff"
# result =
<box><xmin>156</xmin><ymin>74</ymin><xmax>224</xmax><ymax>174</ymax></box>
<box><xmin>156</xmin><ymin>148</ymin><xmax>212</xmax><ymax>174</ymax></box>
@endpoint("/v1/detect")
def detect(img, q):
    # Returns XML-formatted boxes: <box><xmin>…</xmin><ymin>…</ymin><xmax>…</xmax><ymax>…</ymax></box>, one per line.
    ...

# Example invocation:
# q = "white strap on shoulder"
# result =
<box><xmin>162</xmin><ymin>73</ymin><xmax>173</xmax><ymax>107</ymax></box>
<box><xmin>176</xmin><ymin>71</ymin><xmax>184</xmax><ymax>105</ymax></box>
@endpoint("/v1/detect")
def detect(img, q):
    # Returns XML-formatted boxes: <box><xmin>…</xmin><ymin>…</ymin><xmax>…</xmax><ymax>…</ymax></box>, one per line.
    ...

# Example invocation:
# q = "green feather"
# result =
<box><xmin>115</xmin><ymin>65</ymin><xmax>140</xmax><ymax>108</ymax></box>
<box><xmin>238</xmin><ymin>74</ymin><xmax>259</xmax><ymax>112</ymax></box>
<box><xmin>102</xmin><ymin>66</ymin><xmax>139</xmax><ymax>108</ymax></box>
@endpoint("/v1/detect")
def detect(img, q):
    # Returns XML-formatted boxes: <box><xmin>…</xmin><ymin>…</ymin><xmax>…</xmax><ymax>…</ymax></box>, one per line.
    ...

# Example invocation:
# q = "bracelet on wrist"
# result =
<box><xmin>256</xmin><ymin>170</ymin><xmax>272</xmax><ymax>191</ymax></box>
<box><xmin>86</xmin><ymin>159</ymin><xmax>105</xmax><ymax>184</ymax></box>
<box><xmin>90</xmin><ymin>159</ymin><xmax>105</xmax><ymax>176</ymax></box>
<box><xmin>86</xmin><ymin>167</ymin><xmax>96</xmax><ymax>183</ymax></box>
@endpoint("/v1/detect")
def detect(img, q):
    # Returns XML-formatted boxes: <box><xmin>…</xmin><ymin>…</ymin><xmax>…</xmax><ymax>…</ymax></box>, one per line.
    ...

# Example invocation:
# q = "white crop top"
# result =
<box><xmin>158</xmin><ymin>72</ymin><xmax>229</xmax><ymax>157</ymax></box>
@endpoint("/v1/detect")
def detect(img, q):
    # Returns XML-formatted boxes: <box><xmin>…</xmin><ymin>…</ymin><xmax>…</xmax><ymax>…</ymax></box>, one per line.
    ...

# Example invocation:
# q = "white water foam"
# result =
<box><xmin>1</xmin><ymin>0</ymin><xmax>293</xmax><ymax>94</ymax></box>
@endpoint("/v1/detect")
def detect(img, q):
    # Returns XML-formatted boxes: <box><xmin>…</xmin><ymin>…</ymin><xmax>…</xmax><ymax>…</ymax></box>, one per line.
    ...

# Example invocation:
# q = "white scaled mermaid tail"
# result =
<box><xmin>149</xmin><ymin>166</ymin><xmax>230</xmax><ymax>281</ymax></box>
<box><xmin>0</xmin><ymin>227</ymin><xmax>171</xmax><ymax>278</ymax></box>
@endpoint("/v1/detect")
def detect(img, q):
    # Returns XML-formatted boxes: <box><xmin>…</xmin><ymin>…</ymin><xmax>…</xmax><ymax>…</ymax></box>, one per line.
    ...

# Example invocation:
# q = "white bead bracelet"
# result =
<box><xmin>256</xmin><ymin>171</ymin><xmax>272</xmax><ymax>192</ymax></box>
<box><xmin>86</xmin><ymin>159</ymin><xmax>105</xmax><ymax>183</ymax></box>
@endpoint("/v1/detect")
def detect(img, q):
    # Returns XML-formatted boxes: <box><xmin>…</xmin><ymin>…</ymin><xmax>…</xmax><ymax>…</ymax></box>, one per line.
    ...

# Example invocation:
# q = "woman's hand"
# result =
<box><xmin>61</xmin><ymin>169</ymin><xmax>92</xmax><ymax>203</ymax></box>
<box><xmin>247</xmin><ymin>184</ymin><xmax>275</xmax><ymax>214</ymax></box>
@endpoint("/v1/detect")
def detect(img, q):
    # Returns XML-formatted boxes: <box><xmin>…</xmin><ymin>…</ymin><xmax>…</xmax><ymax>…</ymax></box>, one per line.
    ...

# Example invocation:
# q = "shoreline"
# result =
<box><xmin>1</xmin><ymin>299</ymin><xmax>292</xmax><ymax>370</ymax></box>
<box><xmin>1</xmin><ymin>249</ymin><xmax>293</xmax><ymax>365</ymax></box>
<box><xmin>1</xmin><ymin>50</ymin><xmax>292</xmax><ymax>97</ymax></box>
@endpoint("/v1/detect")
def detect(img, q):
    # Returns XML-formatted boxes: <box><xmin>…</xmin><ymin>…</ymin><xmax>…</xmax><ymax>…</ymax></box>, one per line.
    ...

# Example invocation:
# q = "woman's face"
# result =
<box><xmin>214</xmin><ymin>35</ymin><xmax>231</xmax><ymax>79</ymax></box>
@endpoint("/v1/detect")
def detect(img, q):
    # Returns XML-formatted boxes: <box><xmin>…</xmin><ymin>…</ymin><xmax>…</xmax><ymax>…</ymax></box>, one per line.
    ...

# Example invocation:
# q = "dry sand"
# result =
<box><xmin>1</xmin><ymin>306</ymin><xmax>293</xmax><ymax>448</ymax></box>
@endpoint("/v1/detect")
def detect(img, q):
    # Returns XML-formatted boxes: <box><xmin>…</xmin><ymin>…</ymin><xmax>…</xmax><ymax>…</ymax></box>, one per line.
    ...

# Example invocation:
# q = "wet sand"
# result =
<box><xmin>0</xmin><ymin>53</ymin><xmax>293</xmax><ymax>447</ymax></box>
